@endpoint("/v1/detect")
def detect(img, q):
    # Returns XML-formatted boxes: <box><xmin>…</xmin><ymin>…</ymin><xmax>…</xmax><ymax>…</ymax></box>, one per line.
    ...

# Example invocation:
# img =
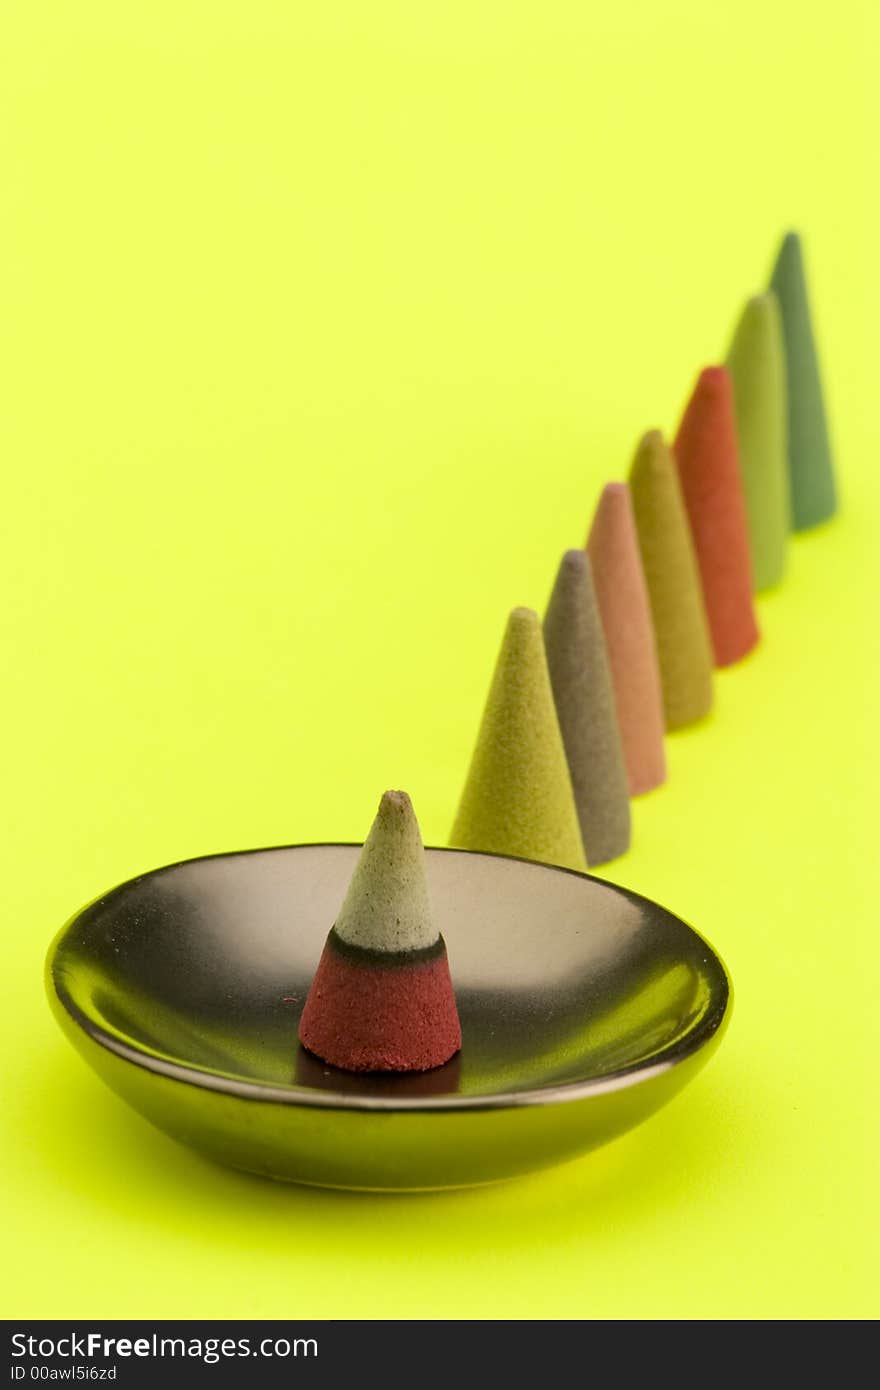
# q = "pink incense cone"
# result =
<box><xmin>674</xmin><ymin>367</ymin><xmax>760</xmax><ymax>667</ymax></box>
<box><xmin>586</xmin><ymin>483</ymin><xmax>666</xmax><ymax>796</ymax></box>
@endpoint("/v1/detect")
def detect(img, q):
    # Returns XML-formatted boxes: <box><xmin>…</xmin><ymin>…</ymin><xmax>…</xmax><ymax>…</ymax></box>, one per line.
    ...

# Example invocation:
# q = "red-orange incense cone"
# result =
<box><xmin>298</xmin><ymin>791</ymin><xmax>461</xmax><ymax>1073</ymax></box>
<box><xmin>674</xmin><ymin>366</ymin><xmax>760</xmax><ymax>667</ymax></box>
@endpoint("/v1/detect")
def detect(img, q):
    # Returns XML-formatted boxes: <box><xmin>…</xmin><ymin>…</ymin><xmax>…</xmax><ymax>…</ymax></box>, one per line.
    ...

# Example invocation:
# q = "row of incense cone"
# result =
<box><xmin>297</xmin><ymin>233</ymin><xmax>836</xmax><ymax>1074</ymax></box>
<box><xmin>450</xmin><ymin>231</ymin><xmax>838</xmax><ymax>872</ymax></box>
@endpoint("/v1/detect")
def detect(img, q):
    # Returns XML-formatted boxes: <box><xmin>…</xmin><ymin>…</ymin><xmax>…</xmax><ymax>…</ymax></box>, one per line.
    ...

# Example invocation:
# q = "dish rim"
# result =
<box><xmin>46</xmin><ymin>843</ymin><xmax>732</xmax><ymax>1115</ymax></box>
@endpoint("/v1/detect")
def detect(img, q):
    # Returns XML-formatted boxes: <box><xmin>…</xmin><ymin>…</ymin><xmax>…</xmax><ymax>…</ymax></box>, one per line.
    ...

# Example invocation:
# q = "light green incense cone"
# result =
<box><xmin>451</xmin><ymin>607</ymin><xmax>587</xmax><ymax>872</ymax></box>
<box><xmin>769</xmin><ymin>231</ymin><xmax>837</xmax><ymax>530</ymax></box>
<box><xmin>725</xmin><ymin>292</ymin><xmax>789</xmax><ymax>590</ymax></box>
<box><xmin>543</xmin><ymin>551</ymin><xmax>630</xmax><ymax>866</ymax></box>
<box><xmin>629</xmin><ymin>431</ymin><xmax>714</xmax><ymax>731</ymax></box>
<box><xmin>335</xmin><ymin>791</ymin><xmax>437</xmax><ymax>953</ymax></box>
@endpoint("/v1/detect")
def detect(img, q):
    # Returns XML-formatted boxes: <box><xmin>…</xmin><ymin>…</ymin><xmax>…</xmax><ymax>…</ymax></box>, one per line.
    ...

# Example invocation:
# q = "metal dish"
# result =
<box><xmin>46</xmin><ymin>844</ymin><xmax>731</xmax><ymax>1190</ymax></box>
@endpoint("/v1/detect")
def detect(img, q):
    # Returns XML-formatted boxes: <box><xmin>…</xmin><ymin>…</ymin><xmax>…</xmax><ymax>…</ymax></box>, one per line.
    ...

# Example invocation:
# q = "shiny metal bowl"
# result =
<box><xmin>46</xmin><ymin>844</ymin><xmax>731</xmax><ymax>1190</ymax></box>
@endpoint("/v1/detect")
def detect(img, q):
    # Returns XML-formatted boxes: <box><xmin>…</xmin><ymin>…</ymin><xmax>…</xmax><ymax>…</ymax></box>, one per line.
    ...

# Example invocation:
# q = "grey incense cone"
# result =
<box><xmin>543</xmin><ymin>550</ymin><xmax>631</xmax><ymax>866</ymax></box>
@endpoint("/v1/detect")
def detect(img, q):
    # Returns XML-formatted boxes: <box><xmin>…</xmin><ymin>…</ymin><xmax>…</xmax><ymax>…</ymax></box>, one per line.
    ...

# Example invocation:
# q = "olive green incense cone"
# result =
<box><xmin>769</xmin><ymin>231</ymin><xmax>837</xmax><ymax>529</ymax></box>
<box><xmin>544</xmin><ymin>551</ymin><xmax>630</xmax><ymax>867</ymax></box>
<box><xmin>725</xmin><ymin>292</ymin><xmax>789</xmax><ymax>590</ymax></box>
<box><xmin>451</xmin><ymin>607</ymin><xmax>587</xmax><ymax>872</ymax></box>
<box><xmin>629</xmin><ymin>431</ymin><xmax>714</xmax><ymax>731</ymax></box>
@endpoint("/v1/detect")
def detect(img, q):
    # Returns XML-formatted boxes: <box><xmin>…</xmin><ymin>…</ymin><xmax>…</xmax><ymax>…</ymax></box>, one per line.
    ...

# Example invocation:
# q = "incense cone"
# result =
<box><xmin>629</xmin><ymin>430</ymin><xmax>714</xmax><ymax>730</ymax></box>
<box><xmin>544</xmin><ymin>550</ymin><xmax>630</xmax><ymax>866</ymax></box>
<box><xmin>769</xmin><ymin>231</ymin><xmax>837</xmax><ymax>529</ymax></box>
<box><xmin>299</xmin><ymin>791</ymin><xmax>461</xmax><ymax>1072</ymax></box>
<box><xmin>726</xmin><ymin>292</ymin><xmax>789</xmax><ymax>590</ymax></box>
<box><xmin>674</xmin><ymin>365</ymin><xmax>760</xmax><ymax>666</ymax></box>
<box><xmin>586</xmin><ymin>483</ymin><xmax>666</xmax><ymax>795</ymax></box>
<box><xmin>451</xmin><ymin>607</ymin><xmax>587</xmax><ymax>872</ymax></box>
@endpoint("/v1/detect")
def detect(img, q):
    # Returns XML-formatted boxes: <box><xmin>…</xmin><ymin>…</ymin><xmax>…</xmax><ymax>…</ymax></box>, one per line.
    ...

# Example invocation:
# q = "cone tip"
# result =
<box><xmin>561</xmin><ymin>547</ymin><xmax>588</xmax><ymax>571</ymax></box>
<box><xmin>697</xmin><ymin>363</ymin><xmax>729</xmax><ymax>390</ymax></box>
<box><xmin>600</xmin><ymin>480</ymin><xmax>628</xmax><ymax>501</ymax></box>
<box><xmin>333</xmin><ymin>787</ymin><xmax>436</xmax><ymax>955</ymax></box>
<box><xmin>639</xmin><ymin>427</ymin><xmax>665</xmax><ymax>450</ymax></box>
<box><xmin>508</xmin><ymin>604</ymin><xmax>540</xmax><ymax>630</ymax></box>
<box><xmin>631</xmin><ymin>429</ymin><xmax>670</xmax><ymax>478</ymax></box>
<box><xmin>591</xmin><ymin>480</ymin><xmax>631</xmax><ymax>531</ymax></box>
<box><xmin>746</xmin><ymin>289</ymin><xmax>776</xmax><ymax>314</ymax></box>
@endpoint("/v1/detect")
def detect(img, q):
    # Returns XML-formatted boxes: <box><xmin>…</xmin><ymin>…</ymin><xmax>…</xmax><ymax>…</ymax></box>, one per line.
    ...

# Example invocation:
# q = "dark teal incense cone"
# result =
<box><xmin>769</xmin><ymin>232</ymin><xmax>837</xmax><ymax>529</ymax></box>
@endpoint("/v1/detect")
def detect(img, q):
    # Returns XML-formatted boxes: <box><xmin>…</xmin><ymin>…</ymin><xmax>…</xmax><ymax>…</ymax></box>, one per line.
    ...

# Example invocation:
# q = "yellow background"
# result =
<box><xmin>2</xmin><ymin>2</ymin><xmax>876</xmax><ymax>1319</ymax></box>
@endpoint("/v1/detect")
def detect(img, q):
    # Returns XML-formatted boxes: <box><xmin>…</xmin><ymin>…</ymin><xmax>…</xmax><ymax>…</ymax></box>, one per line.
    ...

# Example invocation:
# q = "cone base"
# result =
<box><xmin>664</xmin><ymin>700</ymin><xmax>713</xmax><ymax>733</ymax></box>
<box><xmin>298</xmin><ymin>932</ymin><xmax>462</xmax><ymax>1073</ymax></box>
<box><xmin>629</xmin><ymin>765</ymin><xmax>666</xmax><ymax>797</ymax></box>
<box><xmin>713</xmin><ymin>621</ymin><xmax>760</xmax><ymax>668</ymax></box>
<box><xmin>792</xmin><ymin>503</ymin><xmax>837</xmax><ymax>534</ymax></box>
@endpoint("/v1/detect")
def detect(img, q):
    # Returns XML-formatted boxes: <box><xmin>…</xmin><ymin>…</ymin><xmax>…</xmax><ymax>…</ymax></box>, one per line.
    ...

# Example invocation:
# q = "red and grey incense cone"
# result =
<box><xmin>298</xmin><ymin>790</ymin><xmax>462</xmax><ymax>1073</ymax></box>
